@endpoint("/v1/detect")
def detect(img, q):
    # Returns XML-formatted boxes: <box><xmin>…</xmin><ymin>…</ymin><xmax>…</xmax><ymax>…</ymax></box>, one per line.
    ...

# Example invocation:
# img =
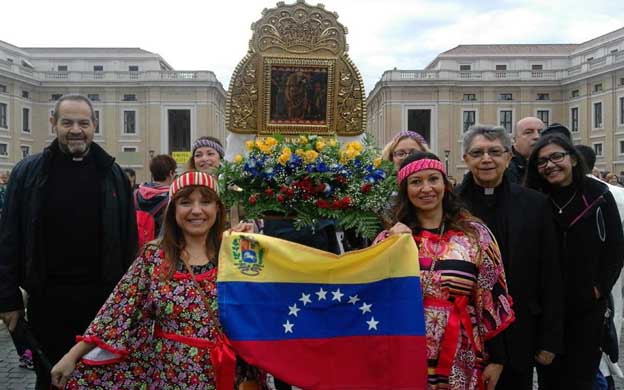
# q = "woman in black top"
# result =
<box><xmin>525</xmin><ymin>134</ymin><xmax>624</xmax><ymax>390</ymax></box>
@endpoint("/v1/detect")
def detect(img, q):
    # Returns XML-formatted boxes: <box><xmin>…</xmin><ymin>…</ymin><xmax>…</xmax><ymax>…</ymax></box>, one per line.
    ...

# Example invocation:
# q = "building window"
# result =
<box><xmin>88</xmin><ymin>94</ymin><xmax>100</xmax><ymax>101</ymax></box>
<box><xmin>500</xmin><ymin>110</ymin><xmax>513</xmax><ymax>132</ymax></box>
<box><xmin>122</xmin><ymin>146</ymin><xmax>138</xmax><ymax>152</ymax></box>
<box><xmin>0</xmin><ymin>84</ymin><xmax>6</xmax><ymax>93</ymax></box>
<box><xmin>620</xmin><ymin>78</ymin><xmax>624</xmax><ymax>86</ymax></box>
<box><xmin>463</xmin><ymin>111</ymin><xmax>476</xmax><ymax>132</ymax></box>
<box><xmin>20</xmin><ymin>145</ymin><xmax>30</xmax><ymax>159</ymax></box>
<box><xmin>572</xmin><ymin>89</ymin><xmax>579</xmax><ymax>98</ymax></box>
<box><xmin>537</xmin><ymin>93</ymin><xmax>550</xmax><ymax>101</ymax></box>
<box><xmin>51</xmin><ymin>93</ymin><xmax>62</xmax><ymax>101</ymax></box>
<box><xmin>459</xmin><ymin>65</ymin><xmax>471</xmax><ymax>71</ymax></box>
<box><xmin>129</xmin><ymin>65</ymin><xmax>139</xmax><ymax>72</ymax></box>
<box><xmin>0</xmin><ymin>103</ymin><xmax>7</xmax><ymax>128</ymax></box>
<box><xmin>22</xmin><ymin>108</ymin><xmax>30</xmax><ymax>133</ymax></box>
<box><xmin>594</xmin><ymin>143</ymin><xmax>603</xmax><ymax>157</ymax></box>
<box><xmin>620</xmin><ymin>97</ymin><xmax>624</xmax><ymax>126</ymax></box>
<box><xmin>57</xmin><ymin>65</ymin><xmax>68</xmax><ymax>72</ymax></box>
<box><xmin>463</xmin><ymin>94</ymin><xmax>476</xmax><ymax>101</ymax></box>
<box><xmin>21</xmin><ymin>90</ymin><xmax>29</xmax><ymax>99</ymax></box>
<box><xmin>0</xmin><ymin>143</ymin><xmax>7</xmax><ymax>157</ymax></box>
<box><xmin>532</xmin><ymin>64</ymin><xmax>543</xmax><ymax>70</ymax></box>
<box><xmin>122</xmin><ymin>94</ymin><xmax>137</xmax><ymax>101</ymax></box>
<box><xmin>93</xmin><ymin>65</ymin><xmax>103</xmax><ymax>72</ymax></box>
<box><xmin>123</xmin><ymin>111</ymin><xmax>136</xmax><ymax>134</ymax></box>
<box><xmin>498</xmin><ymin>93</ymin><xmax>513</xmax><ymax>101</ymax></box>
<box><xmin>587</xmin><ymin>57</ymin><xmax>594</xmax><ymax>62</ymax></box>
<box><xmin>594</xmin><ymin>83</ymin><xmax>603</xmax><ymax>93</ymax></box>
<box><xmin>495</xmin><ymin>65</ymin><xmax>507</xmax><ymax>71</ymax></box>
<box><xmin>94</xmin><ymin>110</ymin><xmax>100</xmax><ymax>134</ymax></box>
<box><xmin>537</xmin><ymin>110</ymin><xmax>550</xmax><ymax>126</ymax></box>
<box><xmin>619</xmin><ymin>140</ymin><xmax>624</xmax><ymax>155</ymax></box>
<box><xmin>571</xmin><ymin>107</ymin><xmax>579</xmax><ymax>132</ymax></box>
<box><xmin>594</xmin><ymin>102</ymin><xmax>603</xmax><ymax>129</ymax></box>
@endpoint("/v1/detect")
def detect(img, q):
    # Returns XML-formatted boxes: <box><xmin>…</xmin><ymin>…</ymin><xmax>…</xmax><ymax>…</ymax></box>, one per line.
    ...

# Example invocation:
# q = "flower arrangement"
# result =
<box><xmin>218</xmin><ymin>134</ymin><xmax>395</xmax><ymax>239</ymax></box>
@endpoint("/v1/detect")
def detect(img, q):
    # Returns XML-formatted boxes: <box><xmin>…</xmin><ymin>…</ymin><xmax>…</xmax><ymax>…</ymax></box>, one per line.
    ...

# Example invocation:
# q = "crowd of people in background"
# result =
<box><xmin>1</xmin><ymin>93</ymin><xmax>624</xmax><ymax>390</ymax></box>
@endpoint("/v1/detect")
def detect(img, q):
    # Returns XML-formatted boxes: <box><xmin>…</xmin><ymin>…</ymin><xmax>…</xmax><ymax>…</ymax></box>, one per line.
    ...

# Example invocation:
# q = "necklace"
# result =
<box><xmin>422</xmin><ymin>222</ymin><xmax>446</xmax><ymax>295</ymax></box>
<box><xmin>550</xmin><ymin>191</ymin><xmax>577</xmax><ymax>214</ymax></box>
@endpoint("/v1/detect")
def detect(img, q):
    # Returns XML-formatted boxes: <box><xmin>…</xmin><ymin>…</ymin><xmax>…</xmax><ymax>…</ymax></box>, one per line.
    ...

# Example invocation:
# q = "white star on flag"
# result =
<box><xmin>288</xmin><ymin>304</ymin><xmax>301</xmax><ymax>317</ymax></box>
<box><xmin>316</xmin><ymin>288</ymin><xmax>328</xmax><ymax>300</ymax></box>
<box><xmin>299</xmin><ymin>293</ymin><xmax>312</xmax><ymax>306</ymax></box>
<box><xmin>348</xmin><ymin>295</ymin><xmax>360</xmax><ymax>305</ymax></box>
<box><xmin>359</xmin><ymin>302</ymin><xmax>372</xmax><ymax>314</ymax></box>
<box><xmin>366</xmin><ymin>317</ymin><xmax>379</xmax><ymax>330</ymax></box>
<box><xmin>283</xmin><ymin>320</ymin><xmax>294</xmax><ymax>334</ymax></box>
<box><xmin>331</xmin><ymin>288</ymin><xmax>344</xmax><ymax>302</ymax></box>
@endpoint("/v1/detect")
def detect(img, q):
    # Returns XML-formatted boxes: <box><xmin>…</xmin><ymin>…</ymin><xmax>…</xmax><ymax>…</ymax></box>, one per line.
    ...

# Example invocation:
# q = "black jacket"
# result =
<box><xmin>0</xmin><ymin>140</ymin><xmax>138</xmax><ymax>312</ymax></box>
<box><xmin>457</xmin><ymin>173</ymin><xmax>563</xmax><ymax>371</ymax></box>
<box><xmin>553</xmin><ymin>178</ymin><xmax>624</xmax><ymax>313</ymax></box>
<box><xmin>506</xmin><ymin>147</ymin><xmax>527</xmax><ymax>184</ymax></box>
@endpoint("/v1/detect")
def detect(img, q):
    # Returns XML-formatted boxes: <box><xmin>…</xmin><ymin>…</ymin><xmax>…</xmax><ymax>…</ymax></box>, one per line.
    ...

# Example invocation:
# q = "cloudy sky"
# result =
<box><xmin>1</xmin><ymin>0</ymin><xmax>622</xmax><ymax>93</ymax></box>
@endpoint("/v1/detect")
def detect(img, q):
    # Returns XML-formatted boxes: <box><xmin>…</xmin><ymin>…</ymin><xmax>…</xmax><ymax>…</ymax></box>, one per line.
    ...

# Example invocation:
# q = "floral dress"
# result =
<box><xmin>376</xmin><ymin>222</ymin><xmax>514</xmax><ymax>390</ymax></box>
<box><xmin>66</xmin><ymin>244</ymin><xmax>265</xmax><ymax>390</ymax></box>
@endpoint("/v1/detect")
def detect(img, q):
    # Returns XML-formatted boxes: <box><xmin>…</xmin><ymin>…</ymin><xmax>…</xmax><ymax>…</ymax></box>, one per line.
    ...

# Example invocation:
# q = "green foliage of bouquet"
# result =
<box><xmin>218</xmin><ymin>134</ymin><xmax>396</xmax><ymax>239</ymax></box>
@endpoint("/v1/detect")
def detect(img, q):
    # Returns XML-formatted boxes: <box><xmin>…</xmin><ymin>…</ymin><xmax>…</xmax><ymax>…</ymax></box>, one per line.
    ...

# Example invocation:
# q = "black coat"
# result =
<box><xmin>457</xmin><ymin>174</ymin><xmax>563</xmax><ymax>371</ymax></box>
<box><xmin>0</xmin><ymin>140</ymin><xmax>138</xmax><ymax>312</ymax></box>
<box><xmin>553</xmin><ymin>178</ymin><xmax>624</xmax><ymax>313</ymax></box>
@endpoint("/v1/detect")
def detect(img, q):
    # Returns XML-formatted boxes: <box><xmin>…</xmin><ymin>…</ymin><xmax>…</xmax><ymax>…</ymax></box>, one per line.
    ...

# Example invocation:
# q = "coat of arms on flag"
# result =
<box><xmin>218</xmin><ymin>233</ymin><xmax>427</xmax><ymax>390</ymax></box>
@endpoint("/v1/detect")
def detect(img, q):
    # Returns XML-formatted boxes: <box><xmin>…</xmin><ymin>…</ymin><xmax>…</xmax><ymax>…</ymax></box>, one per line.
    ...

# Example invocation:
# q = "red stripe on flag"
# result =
<box><xmin>232</xmin><ymin>335</ymin><xmax>427</xmax><ymax>390</ymax></box>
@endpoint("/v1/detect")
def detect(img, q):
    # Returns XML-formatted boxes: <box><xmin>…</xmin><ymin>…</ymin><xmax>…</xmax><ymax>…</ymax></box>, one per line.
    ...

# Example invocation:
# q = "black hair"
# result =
<box><xmin>525</xmin><ymin>134</ymin><xmax>588</xmax><ymax>193</ymax></box>
<box><xmin>575</xmin><ymin>145</ymin><xmax>596</xmax><ymax>170</ymax></box>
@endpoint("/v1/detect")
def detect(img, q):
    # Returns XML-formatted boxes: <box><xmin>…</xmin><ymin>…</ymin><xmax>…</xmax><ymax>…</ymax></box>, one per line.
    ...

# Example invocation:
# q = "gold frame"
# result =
<box><xmin>263</xmin><ymin>57</ymin><xmax>335</xmax><ymax>135</ymax></box>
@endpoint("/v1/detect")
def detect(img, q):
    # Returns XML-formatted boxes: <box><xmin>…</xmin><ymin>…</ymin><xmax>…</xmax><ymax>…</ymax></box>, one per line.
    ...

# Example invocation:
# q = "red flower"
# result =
<box><xmin>264</xmin><ymin>188</ymin><xmax>274</xmax><ymax>197</ymax></box>
<box><xmin>280</xmin><ymin>185</ymin><xmax>289</xmax><ymax>194</ymax></box>
<box><xmin>249</xmin><ymin>195</ymin><xmax>257</xmax><ymax>205</ymax></box>
<box><xmin>302</xmin><ymin>193</ymin><xmax>312</xmax><ymax>200</ymax></box>
<box><xmin>361</xmin><ymin>183</ymin><xmax>372</xmax><ymax>193</ymax></box>
<box><xmin>335</xmin><ymin>176</ymin><xmax>347</xmax><ymax>184</ymax></box>
<box><xmin>341</xmin><ymin>196</ymin><xmax>352</xmax><ymax>207</ymax></box>
<box><xmin>277</xmin><ymin>194</ymin><xmax>286</xmax><ymax>203</ymax></box>
<box><xmin>315</xmin><ymin>199</ymin><xmax>329</xmax><ymax>209</ymax></box>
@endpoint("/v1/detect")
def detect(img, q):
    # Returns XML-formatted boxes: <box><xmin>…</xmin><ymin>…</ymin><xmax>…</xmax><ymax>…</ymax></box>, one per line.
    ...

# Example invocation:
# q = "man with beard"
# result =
<box><xmin>0</xmin><ymin>94</ymin><xmax>137</xmax><ymax>389</ymax></box>
<box><xmin>507</xmin><ymin>116</ymin><xmax>544</xmax><ymax>183</ymax></box>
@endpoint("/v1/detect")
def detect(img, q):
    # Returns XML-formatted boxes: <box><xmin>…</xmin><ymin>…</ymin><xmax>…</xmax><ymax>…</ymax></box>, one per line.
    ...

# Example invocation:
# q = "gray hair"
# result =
<box><xmin>462</xmin><ymin>124</ymin><xmax>512</xmax><ymax>154</ymax></box>
<box><xmin>52</xmin><ymin>94</ymin><xmax>97</xmax><ymax>123</ymax></box>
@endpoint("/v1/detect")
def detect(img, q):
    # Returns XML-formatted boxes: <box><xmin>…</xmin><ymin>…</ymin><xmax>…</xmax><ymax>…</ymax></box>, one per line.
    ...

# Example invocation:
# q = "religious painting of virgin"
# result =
<box><xmin>269</xmin><ymin>66</ymin><xmax>328</xmax><ymax>125</ymax></box>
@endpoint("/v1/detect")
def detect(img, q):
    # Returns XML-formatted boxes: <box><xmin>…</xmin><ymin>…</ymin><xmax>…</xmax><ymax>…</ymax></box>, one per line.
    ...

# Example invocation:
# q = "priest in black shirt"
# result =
<box><xmin>0</xmin><ymin>94</ymin><xmax>137</xmax><ymax>390</ymax></box>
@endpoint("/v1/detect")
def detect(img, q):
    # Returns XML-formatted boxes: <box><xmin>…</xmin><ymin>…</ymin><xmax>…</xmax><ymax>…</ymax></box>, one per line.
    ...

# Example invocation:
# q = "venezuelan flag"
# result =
<box><xmin>217</xmin><ymin>232</ymin><xmax>426</xmax><ymax>390</ymax></box>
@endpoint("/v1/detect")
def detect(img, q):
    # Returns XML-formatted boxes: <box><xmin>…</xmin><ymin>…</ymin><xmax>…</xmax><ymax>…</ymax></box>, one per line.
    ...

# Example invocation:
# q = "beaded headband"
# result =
<box><xmin>393</xmin><ymin>131</ymin><xmax>428</xmax><ymax>147</ymax></box>
<box><xmin>191</xmin><ymin>139</ymin><xmax>224</xmax><ymax>158</ymax></box>
<box><xmin>169</xmin><ymin>171</ymin><xmax>218</xmax><ymax>197</ymax></box>
<box><xmin>397</xmin><ymin>159</ymin><xmax>446</xmax><ymax>185</ymax></box>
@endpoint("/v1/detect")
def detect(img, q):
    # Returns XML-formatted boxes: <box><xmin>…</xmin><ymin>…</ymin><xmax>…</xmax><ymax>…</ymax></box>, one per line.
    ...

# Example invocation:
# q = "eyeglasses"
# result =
<box><xmin>466</xmin><ymin>148</ymin><xmax>508</xmax><ymax>159</ymax></box>
<box><xmin>392</xmin><ymin>149</ymin><xmax>419</xmax><ymax>159</ymax></box>
<box><xmin>536</xmin><ymin>152</ymin><xmax>569</xmax><ymax>168</ymax></box>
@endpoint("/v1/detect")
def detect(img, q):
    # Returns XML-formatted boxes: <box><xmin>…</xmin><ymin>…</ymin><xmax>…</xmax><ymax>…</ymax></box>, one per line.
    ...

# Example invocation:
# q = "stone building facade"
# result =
<box><xmin>367</xmin><ymin>27</ymin><xmax>624</xmax><ymax>179</ymax></box>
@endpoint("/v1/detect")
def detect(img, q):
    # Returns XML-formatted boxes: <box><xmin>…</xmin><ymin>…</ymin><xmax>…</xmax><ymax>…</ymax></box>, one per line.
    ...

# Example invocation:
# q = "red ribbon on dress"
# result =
<box><xmin>424</xmin><ymin>295</ymin><xmax>482</xmax><ymax>388</ymax></box>
<box><xmin>155</xmin><ymin>326</ymin><xmax>236</xmax><ymax>390</ymax></box>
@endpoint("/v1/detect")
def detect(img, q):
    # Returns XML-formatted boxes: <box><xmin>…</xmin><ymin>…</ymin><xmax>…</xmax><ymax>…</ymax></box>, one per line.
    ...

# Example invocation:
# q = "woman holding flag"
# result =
<box><xmin>377</xmin><ymin>151</ymin><xmax>514</xmax><ymax>390</ymax></box>
<box><xmin>50</xmin><ymin>171</ymin><xmax>264</xmax><ymax>390</ymax></box>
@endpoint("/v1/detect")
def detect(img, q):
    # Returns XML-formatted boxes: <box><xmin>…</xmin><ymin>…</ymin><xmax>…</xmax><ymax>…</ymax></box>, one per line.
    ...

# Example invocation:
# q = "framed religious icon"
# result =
<box><xmin>264</xmin><ymin>57</ymin><xmax>335</xmax><ymax>135</ymax></box>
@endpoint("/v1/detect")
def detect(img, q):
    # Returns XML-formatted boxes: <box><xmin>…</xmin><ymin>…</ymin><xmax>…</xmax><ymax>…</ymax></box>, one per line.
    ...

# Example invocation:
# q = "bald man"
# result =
<box><xmin>506</xmin><ymin>116</ymin><xmax>545</xmax><ymax>183</ymax></box>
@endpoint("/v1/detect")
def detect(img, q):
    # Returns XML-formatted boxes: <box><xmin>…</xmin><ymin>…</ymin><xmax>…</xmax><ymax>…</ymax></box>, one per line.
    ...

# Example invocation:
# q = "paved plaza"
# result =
<box><xmin>2</xmin><ymin>319</ymin><xmax>624</xmax><ymax>389</ymax></box>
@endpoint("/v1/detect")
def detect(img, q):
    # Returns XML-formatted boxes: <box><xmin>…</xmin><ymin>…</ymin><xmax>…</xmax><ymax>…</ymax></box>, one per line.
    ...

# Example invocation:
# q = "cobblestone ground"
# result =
<box><xmin>2</xmin><ymin>320</ymin><xmax>624</xmax><ymax>389</ymax></box>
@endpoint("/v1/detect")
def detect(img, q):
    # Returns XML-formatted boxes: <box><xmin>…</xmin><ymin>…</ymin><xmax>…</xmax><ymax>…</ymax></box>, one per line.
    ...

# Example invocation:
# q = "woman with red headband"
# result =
<box><xmin>375</xmin><ymin>152</ymin><xmax>514</xmax><ymax>390</ymax></box>
<box><xmin>50</xmin><ymin>171</ymin><xmax>264</xmax><ymax>390</ymax></box>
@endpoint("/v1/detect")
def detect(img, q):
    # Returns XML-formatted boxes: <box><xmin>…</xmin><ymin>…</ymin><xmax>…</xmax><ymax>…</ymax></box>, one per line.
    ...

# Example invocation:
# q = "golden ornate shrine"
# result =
<box><xmin>226</xmin><ymin>0</ymin><xmax>366</xmax><ymax>136</ymax></box>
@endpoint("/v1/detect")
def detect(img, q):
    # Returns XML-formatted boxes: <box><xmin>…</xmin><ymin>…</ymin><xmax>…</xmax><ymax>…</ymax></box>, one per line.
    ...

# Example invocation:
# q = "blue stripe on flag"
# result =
<box><xmin>218</xmin><ymin>276</ymin><xmax>425</xmax><ymax>340</ymax></box>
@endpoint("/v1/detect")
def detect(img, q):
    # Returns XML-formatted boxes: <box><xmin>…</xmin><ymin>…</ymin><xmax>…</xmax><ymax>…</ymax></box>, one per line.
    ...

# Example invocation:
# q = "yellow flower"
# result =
<box><xmin>245</xmin><ymin>140</ymin><xmax>255</xmax><ymax>151</ymax></box>
<box><xmin>295</xmin><ymin>148</ymin><xmax>305</xmax><ymax>157</ymax></box>
<box><xmin>258</xmin><ymin>144</ymin><xmax>272</xmax><ymax>154</ymax></box>
<box><xmin>328</xmin><ymin>138</ymin><xmax>337</xmax><ymax>147</ymax></box>
<box><xmin>373</xmin><ymin>157</ymin><xmax>382</xmax><ymax>168</ymax></box>
<box><xmin>298</xmin><ymin>135</ymin><xmax>308</xmax><ymax>145</ymax></box>
<box><xmin>348</xmin><ymin>141</ymin><xmax>363</xmax><ymax>152</ymax></box>
<box><xmin>265</xmin><ymin>137</ymin><xmax>278</xmax><ymax>147</ymax></box>
<box><xmin>315</xmin><ymin>141</ymin><xmax>326</xmax><ymax>151</ymax></box>
<box><xmin>304</xmin><ymin>150</ymin><xmax>319</xmax><ymax>163</ymax></box>
<box><xmin>234</xmin><ymin>154</ymin><xmax>243</xmax><ymax>163</ymax></box>
<box><xmin>278</xmin><ymin>147</ymin><xmax>292</xmax><ymax>165</ymax></box>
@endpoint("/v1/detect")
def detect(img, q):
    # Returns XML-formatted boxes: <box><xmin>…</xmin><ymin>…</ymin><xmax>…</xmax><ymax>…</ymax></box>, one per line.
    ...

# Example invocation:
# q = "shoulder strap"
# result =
<box><xmin>569</xmin><ymin>190</ymin><xmax>608</xmax><ymax>228</ymax></box>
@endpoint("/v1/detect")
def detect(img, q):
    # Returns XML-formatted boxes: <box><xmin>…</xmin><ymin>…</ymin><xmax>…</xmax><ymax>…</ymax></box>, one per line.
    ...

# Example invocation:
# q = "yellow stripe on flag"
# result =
<box><xmin>218</xmin><ymin>232</ymin><xmax>420</xmax><ymax>284</ymax></box>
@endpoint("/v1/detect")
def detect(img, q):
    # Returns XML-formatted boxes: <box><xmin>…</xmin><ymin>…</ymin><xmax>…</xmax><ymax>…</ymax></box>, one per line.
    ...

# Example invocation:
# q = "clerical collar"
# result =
<box><xmin>484</xmin><ymin>187</ymin><xmax>495</xmax><ymax>195</ymax></box>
